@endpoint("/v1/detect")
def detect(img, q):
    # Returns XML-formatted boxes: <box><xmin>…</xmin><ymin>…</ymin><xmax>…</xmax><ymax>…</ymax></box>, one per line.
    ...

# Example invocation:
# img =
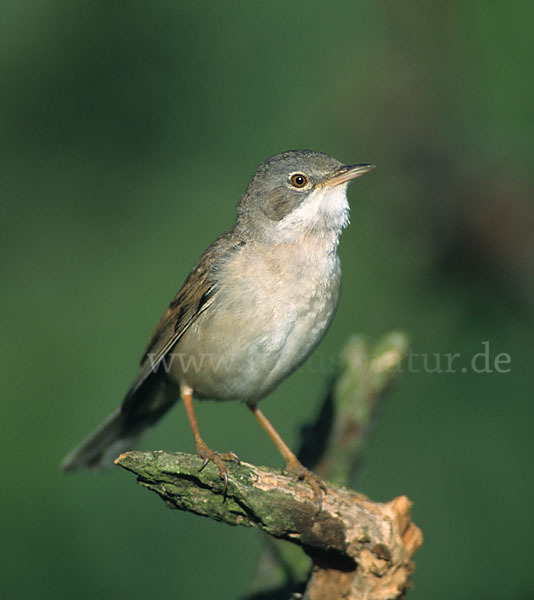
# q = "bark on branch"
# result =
<box><xmin>116</xmin><ymin>332</ymin><xmax>422</xmax><ymax>599</ymax></box>
<box><xmin>116</xmin><ymin>450</ymin><xmax>422</xmax><ymax>600</ymax></box>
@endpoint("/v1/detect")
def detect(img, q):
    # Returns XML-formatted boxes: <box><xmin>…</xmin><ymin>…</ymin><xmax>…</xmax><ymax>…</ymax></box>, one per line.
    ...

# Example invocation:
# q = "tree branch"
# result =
<box><xmin>116</xmin><ymin>450</ymin><xmax>422</xmax><ymax>600</ymax></box>
<box><xmin>116</xmin><ymin>332</ymin><xmax>422</xmax><ymax>599</ymax></box>
<box><xmin>245</xmin><ymin>331</ymin><xmax>413</xmax><ymax>598</ymax></box>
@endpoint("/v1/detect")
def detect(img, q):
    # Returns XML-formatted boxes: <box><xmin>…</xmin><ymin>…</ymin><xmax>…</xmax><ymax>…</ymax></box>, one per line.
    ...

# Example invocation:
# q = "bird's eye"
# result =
<box><xmin>289</xmin><ymin>173</ymin><xmax>309</xmax><ymax>189</ymax></box>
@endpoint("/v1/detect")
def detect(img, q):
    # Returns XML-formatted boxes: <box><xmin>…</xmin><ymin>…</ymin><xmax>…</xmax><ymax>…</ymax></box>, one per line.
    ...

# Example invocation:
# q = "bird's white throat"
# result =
<box><xmin>276</xmin><ymin>183</ymin><xmax>350</xmax><ymax>239</ymax></box>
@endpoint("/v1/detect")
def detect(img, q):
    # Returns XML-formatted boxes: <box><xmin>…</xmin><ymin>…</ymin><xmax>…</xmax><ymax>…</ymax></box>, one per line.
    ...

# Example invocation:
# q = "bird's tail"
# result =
<box><xmin>61</xmin><ymin>378</ymin><xmax>176</xmax><ymax>472</ymax></box>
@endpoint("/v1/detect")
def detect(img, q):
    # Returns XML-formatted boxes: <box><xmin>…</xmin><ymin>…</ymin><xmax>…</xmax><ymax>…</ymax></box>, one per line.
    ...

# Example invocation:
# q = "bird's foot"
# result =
<box><xmin>285</xmin><ymin>457</ymin><xmax>327</xmax><ymax>511</ymax></box>
<box><xmin>195</xmin><ymin>438</ymin><xmax>239</xmax><ymax>494</ymax></box>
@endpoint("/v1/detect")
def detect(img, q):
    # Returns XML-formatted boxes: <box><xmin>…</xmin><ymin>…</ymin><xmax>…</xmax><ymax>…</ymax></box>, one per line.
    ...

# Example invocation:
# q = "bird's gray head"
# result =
<box><xmin>236</xmin><ymin>150</ymin><xmax>374</xmax><ymax>242</ymax></box>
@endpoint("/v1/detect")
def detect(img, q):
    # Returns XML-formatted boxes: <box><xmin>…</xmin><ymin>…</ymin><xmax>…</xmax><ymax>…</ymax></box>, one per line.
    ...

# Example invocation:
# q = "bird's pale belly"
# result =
<box><xmin>166</xmin><ymin>253</ymin><xmax>341</xmax><ymax>403</ymax></box>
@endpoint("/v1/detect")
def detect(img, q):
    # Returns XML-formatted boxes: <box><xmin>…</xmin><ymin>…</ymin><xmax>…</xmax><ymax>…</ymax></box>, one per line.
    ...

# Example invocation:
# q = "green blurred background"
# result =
<box><xmin>2</xmin><ymin>1</ymin><xmax>533</xmax><ymax>598</ymax></box>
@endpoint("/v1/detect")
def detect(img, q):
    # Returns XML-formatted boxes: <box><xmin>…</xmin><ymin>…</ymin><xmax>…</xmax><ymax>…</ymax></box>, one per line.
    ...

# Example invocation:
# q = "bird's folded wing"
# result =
<box><xmin>122</xmin><ymin>258</ymin><xmax>217</xmax><ymax>406</ymax></box>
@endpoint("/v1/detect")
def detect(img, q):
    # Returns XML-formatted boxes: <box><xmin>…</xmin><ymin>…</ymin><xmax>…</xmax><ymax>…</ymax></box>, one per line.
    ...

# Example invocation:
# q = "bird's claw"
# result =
<box><xmin>195</xmin><ymin>441</ymin><xmax>239</xmax><ymax>496</ymax></box>
<box><xmin>286</xmin><ymin>459</ymin><xmax>327</xmax><ymax>512</ymax></box>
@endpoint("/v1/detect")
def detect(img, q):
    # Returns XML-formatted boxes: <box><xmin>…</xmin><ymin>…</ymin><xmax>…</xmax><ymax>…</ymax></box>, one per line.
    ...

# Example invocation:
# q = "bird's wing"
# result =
<box><xmin>122</xmin><ymin>233</ymin><xmax>247</xmax><ymax>407</ymax></box>
<box><xmin>62</xmin><ymin>235</ymin><xmax>245</xmax><ymax>471</ymax></box>
<box><xmin>122</xmin><ymin>253</ymin><xmax>218</xmax><ymax>406</ymax></box>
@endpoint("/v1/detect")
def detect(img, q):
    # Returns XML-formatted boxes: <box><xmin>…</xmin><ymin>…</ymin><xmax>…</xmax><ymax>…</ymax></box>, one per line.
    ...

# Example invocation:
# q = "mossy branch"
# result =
<box><xmin>116</xmin><ymin>332</ymin><xmax>422</xmax><ymax>600</ymax></box>
<box><xmin>116</xmin><ymin>450</ymin><xmax>421</xmax><ymax>600</ymax></box>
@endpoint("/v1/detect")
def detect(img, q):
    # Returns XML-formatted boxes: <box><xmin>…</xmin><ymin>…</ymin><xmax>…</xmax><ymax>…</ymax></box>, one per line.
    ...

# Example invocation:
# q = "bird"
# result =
<box><xmin>62</xmin><ymin>150</ymin><xmax>374</xmax><ymax>502</ymax></box>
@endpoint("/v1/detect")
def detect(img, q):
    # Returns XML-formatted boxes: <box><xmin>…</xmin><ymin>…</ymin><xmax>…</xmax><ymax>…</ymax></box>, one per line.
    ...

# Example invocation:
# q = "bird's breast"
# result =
<box><xmin>171</xmin><ymin>237</ymin><xmax>341</xmax><ymax>402</ymax></box>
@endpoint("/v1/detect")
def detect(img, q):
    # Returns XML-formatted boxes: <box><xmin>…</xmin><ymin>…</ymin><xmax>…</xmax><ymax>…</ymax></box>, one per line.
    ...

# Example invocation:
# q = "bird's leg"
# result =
<box><xmin>181</xmin><ymin>384</ymin><xmax>238</xmax><ymax>493</ymax></box>
<box><xmin>248</xmin><ymin>404</ymin><xmax>327</xmax><ymax>509</ymax></box>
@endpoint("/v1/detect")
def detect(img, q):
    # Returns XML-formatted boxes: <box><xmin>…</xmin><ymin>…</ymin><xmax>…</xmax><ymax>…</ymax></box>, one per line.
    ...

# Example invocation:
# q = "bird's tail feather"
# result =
<box><xmin>61</xmin><ymin>378</ymin><xmax>176</xmax><ymax>472</ymax></box>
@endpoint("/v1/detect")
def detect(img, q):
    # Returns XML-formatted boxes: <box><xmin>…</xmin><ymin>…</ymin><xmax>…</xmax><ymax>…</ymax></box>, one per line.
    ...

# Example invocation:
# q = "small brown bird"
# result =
<box><xmin>62</xmin><ymin>150</ymin><xmax>374</xmax><ymax>500</ymax></box>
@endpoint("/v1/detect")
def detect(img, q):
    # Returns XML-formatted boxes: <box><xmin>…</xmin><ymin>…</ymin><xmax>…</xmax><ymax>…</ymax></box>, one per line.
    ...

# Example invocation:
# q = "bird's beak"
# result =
<box><xmin>321</xmin><ymin>163</ymin><xmax>375</xmax><ymax>187</ymax></box>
